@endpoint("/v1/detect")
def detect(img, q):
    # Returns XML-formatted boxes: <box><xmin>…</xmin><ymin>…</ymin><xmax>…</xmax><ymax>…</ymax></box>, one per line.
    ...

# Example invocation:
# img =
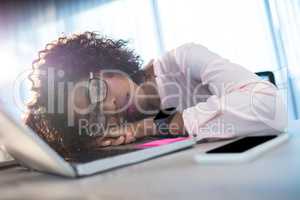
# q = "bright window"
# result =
<box><xmin>157</xmin><ymin>0</ymin><xmax>278</xmax><ymax>72</ymax></box>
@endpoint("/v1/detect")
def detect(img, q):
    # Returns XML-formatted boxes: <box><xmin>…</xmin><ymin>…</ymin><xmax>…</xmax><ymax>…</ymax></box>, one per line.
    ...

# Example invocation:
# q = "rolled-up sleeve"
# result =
<box><xmin>167</xmin><ymin>43</ymin><xmax>287</xmax><ymax>141</ymax></box>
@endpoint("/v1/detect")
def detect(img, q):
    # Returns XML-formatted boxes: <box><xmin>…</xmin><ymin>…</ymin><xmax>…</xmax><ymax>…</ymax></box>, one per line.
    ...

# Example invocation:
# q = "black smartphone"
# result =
<box><xmin>206</xmin><ymin>135</ymin><xmax>277</xmax><ymax>153</ymax></box>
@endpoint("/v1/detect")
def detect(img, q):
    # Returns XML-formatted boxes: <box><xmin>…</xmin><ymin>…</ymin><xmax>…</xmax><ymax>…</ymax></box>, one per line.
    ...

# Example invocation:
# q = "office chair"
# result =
<box><xmin>255</xmin><ymin>71</ymin><xmax>276</xmax><ymax>86</ymax></box>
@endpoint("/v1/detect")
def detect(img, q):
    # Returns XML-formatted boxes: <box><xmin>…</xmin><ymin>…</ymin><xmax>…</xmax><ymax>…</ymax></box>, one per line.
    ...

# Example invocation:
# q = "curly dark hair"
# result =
<box><xmin>24</xmin><ymin>32</ymin><xmax>145</xmax><ymax>159</ymax></box>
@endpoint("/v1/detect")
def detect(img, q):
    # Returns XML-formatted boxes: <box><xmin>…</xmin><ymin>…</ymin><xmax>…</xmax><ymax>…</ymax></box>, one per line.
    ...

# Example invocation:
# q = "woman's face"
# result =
<box><xmin>72</xmin><ymin>72</ymin><xmax>149</xmax><ymax>128</ymax></box>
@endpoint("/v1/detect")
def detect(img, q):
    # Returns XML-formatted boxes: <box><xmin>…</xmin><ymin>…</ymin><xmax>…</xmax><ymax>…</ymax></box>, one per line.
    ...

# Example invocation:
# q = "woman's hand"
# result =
<box><xmin>91</xmin><ymin>112</ymin><xmax>187</xmax><ymax>147</ymax></box>
<box><xmin>95</xmin><ymin>126</ymin><xmax>137</xmax><ymax>147</ymax></box>
<box><xmin>92</xmin><ymin>117</ymin><xmax>157</xmax><ymax>147</ymax></box>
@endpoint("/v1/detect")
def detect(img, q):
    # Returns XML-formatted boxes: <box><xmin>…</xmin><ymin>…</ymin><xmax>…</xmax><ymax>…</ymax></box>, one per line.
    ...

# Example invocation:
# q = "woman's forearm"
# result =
<box><xmin>168</xmin><ymin>112</ymin><xmax>186</xmax><ymax>135</ymax></box>
<box><xmin>132</xmin><ymin>112</ymin><xmax>186</xmax><ymax>138</ymax></box>
<box><xmin>131</xmin><ymin>117</ymin><xmax>157</xmax><ymax>138</ymax></box>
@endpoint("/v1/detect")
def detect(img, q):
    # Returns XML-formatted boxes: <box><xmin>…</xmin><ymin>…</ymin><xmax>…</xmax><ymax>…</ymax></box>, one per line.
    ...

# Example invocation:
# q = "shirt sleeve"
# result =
<box><xmin>163</xmin><ymin>43</ymin><xmax>287</xmax><ymax>141</ymax></box>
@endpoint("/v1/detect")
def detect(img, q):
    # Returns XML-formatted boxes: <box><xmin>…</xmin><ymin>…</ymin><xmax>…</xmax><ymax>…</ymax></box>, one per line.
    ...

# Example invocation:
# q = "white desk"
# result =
<box><xmin>0</xmin><ymin>121</ymin><xmax>299</xmax><ymax>200</ymax></box>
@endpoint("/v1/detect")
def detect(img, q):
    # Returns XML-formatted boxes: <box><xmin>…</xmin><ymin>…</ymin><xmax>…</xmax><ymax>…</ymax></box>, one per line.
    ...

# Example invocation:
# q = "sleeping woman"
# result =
<box><xmin>24</xmin><ymin>32</ymin><xmax>286</xmax><ymax>158</ymax></box>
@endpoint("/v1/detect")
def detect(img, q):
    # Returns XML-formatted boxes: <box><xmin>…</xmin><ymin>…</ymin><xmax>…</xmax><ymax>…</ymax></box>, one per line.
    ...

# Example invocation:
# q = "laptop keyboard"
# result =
<box><xmin>65</xmin><ymin>136</ymin><xmax>188</xmax><ymax>163</ymax></box>
<box><xmin>67</xmin><ymin>148</ymin><xmax>140</xmax><ymax>163</ymax></box>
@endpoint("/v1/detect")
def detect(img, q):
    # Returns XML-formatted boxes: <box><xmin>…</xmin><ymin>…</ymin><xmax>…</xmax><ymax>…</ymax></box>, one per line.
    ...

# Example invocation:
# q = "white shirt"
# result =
<box><xmin>153</xmin><ymin>43</ymin><xmax>287</xmax><ymax>141</ymax></box>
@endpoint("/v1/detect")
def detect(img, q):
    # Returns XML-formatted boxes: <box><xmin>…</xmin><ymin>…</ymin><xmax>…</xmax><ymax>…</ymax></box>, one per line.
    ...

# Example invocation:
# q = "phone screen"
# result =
<box><xmin>206</xmin><ymin>135</ymin><xmax>277</xmax><ymax>153</ymax></box>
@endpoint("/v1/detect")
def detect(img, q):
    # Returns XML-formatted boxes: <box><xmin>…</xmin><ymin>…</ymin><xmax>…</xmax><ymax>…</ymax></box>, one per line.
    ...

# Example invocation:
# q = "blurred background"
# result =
<box><xmin>0</xmin><ymin>0</ymin><xmax>299</xmax><ymax>121</ymax></box>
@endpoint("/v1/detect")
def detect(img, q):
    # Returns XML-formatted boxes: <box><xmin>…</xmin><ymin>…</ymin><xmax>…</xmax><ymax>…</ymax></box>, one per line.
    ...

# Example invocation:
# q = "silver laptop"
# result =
<box><xmin>0</xmin><ymin>145</ymin><xmax>17</xmax><ymax>168</ymax></box>
<box><xmin>0</xmin><ymin>109</ymin><xmax>194</xmax><ymax>177</ymax></box>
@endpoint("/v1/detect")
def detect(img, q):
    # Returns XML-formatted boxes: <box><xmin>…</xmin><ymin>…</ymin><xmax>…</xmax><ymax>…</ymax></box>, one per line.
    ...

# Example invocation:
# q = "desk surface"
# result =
<box><xmin>0</xmin><ymin>121</ymin><xmax>300</xmax><ymax>200</ymax></box>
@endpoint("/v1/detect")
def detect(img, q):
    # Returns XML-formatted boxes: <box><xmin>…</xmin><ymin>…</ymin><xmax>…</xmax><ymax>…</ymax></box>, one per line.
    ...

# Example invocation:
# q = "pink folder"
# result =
<box><xmin>136</xmin><ymin>137</ymin><xmax>189</xmax><ymax>148</ymax></box>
